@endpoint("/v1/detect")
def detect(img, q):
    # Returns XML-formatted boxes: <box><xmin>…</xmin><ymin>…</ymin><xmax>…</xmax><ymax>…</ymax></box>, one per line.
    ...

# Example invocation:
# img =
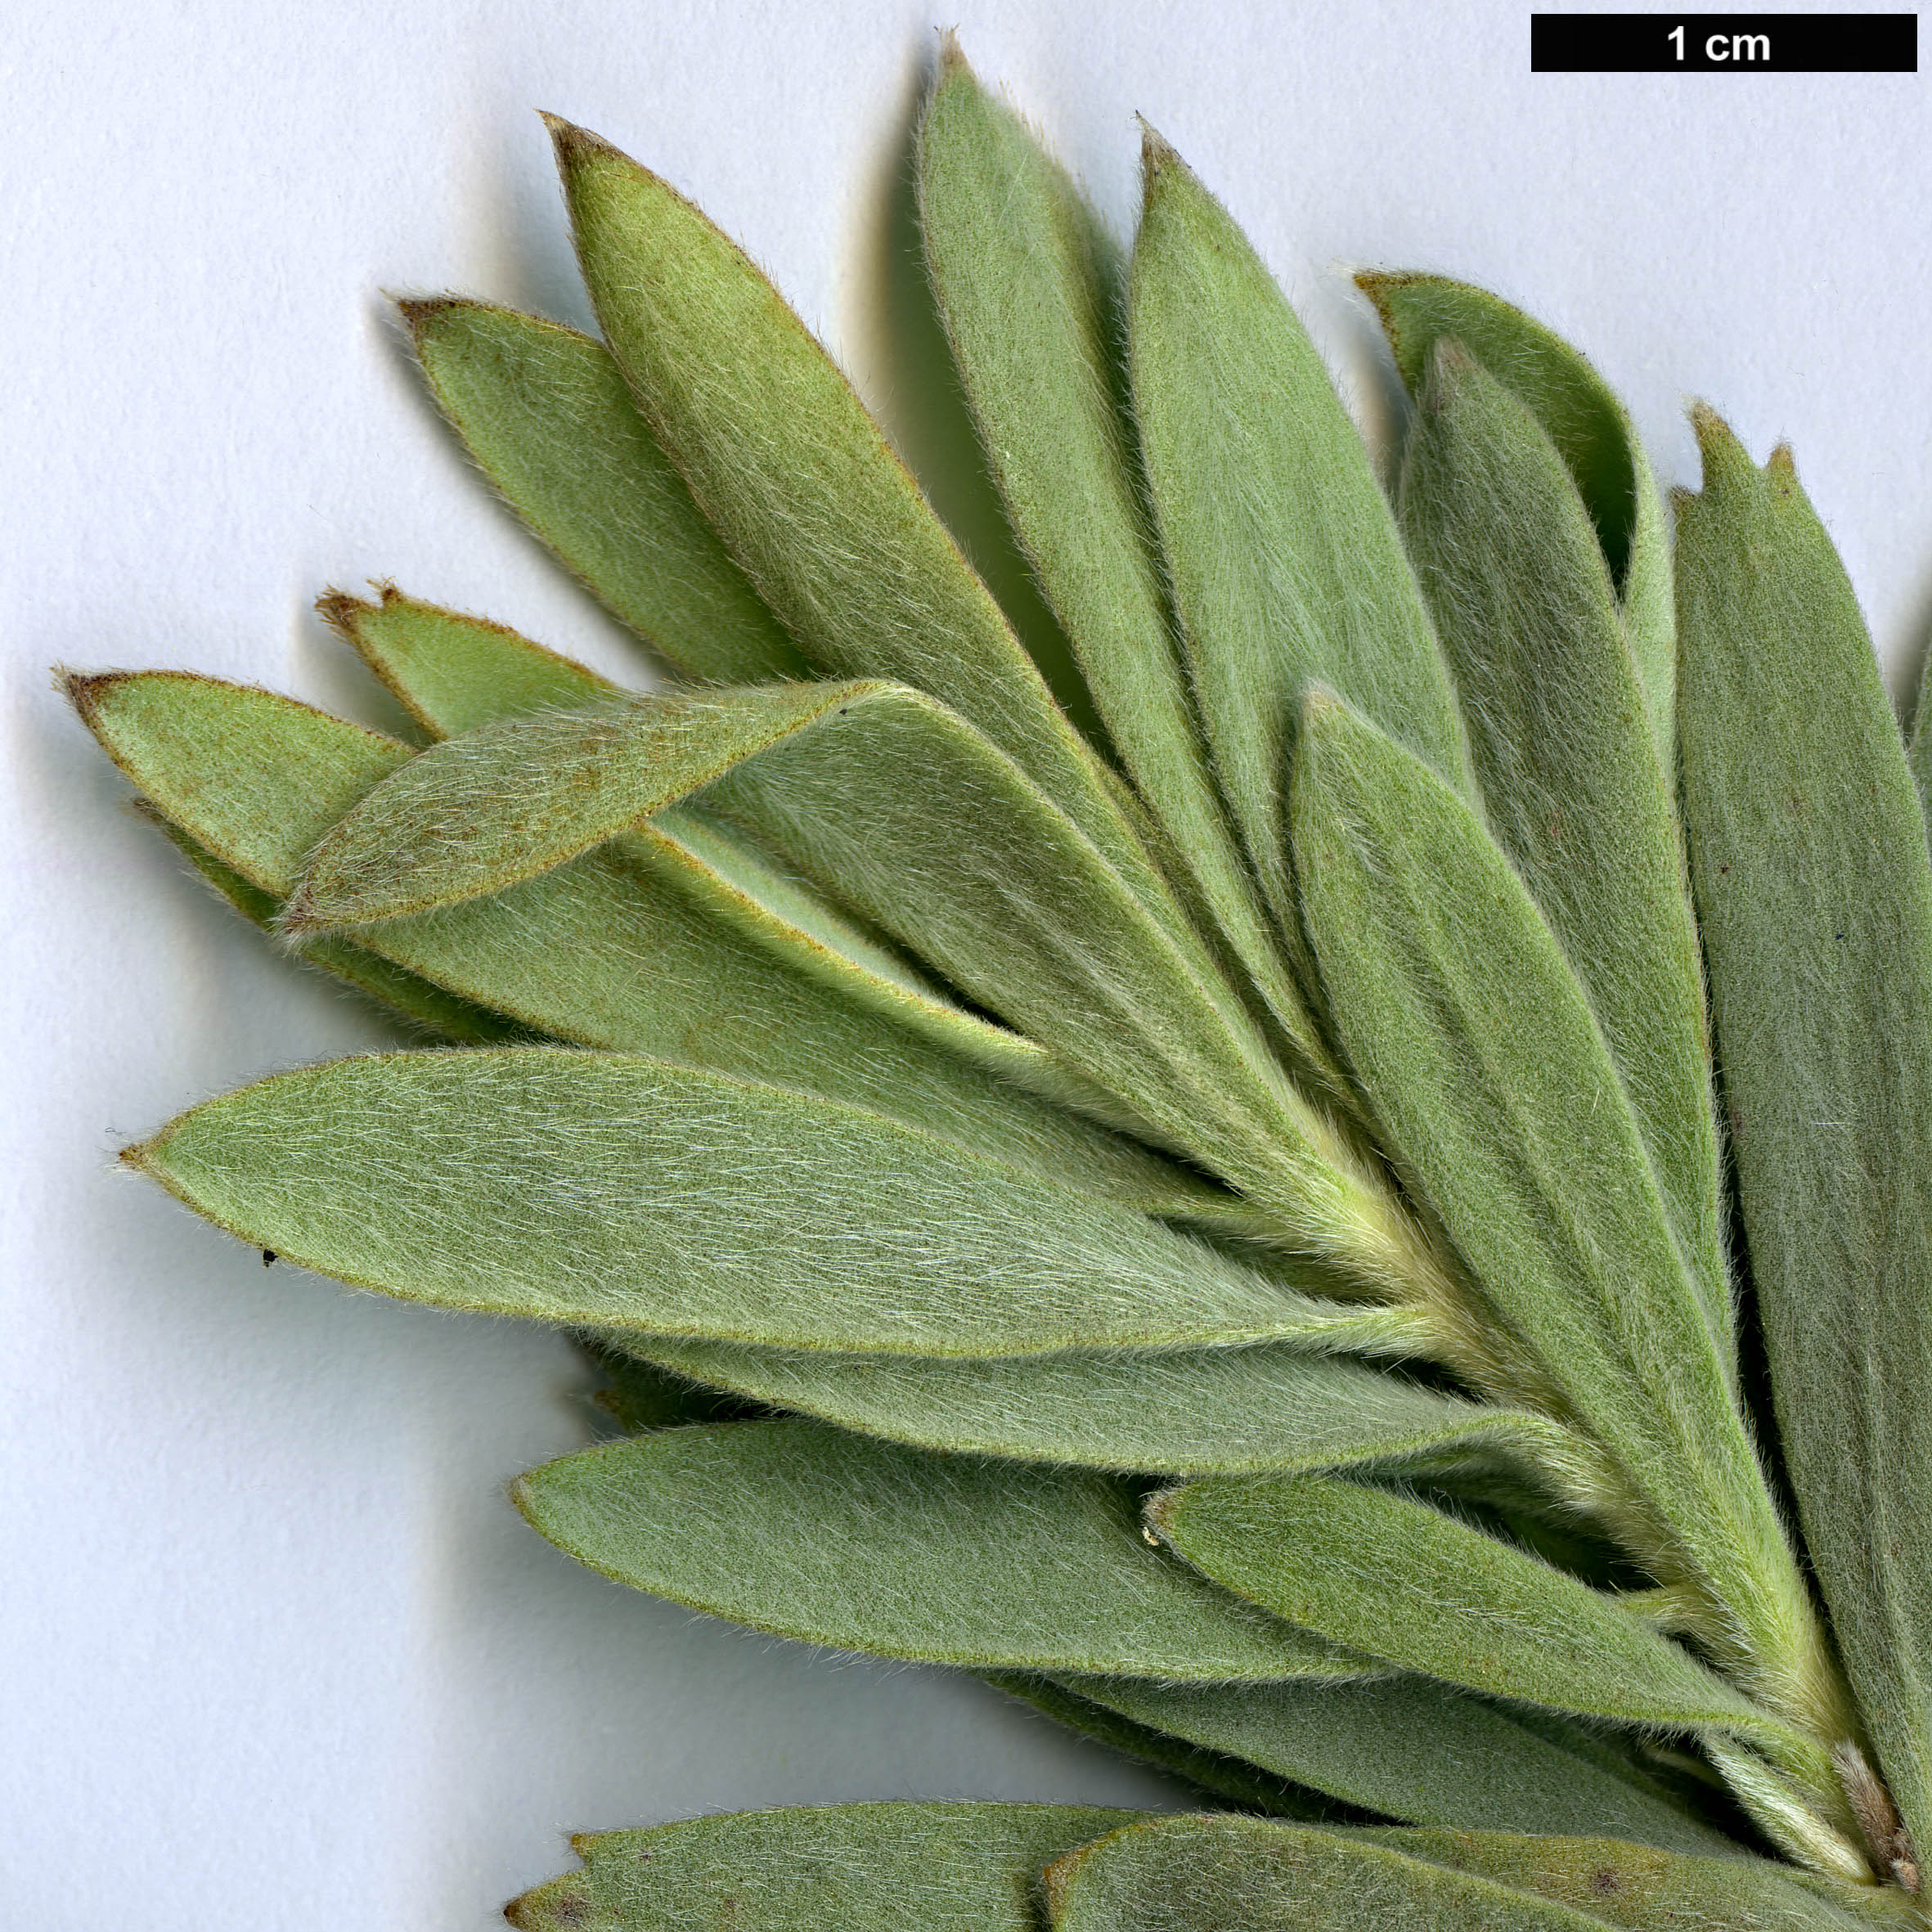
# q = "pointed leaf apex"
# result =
<box><xmin>396</xmin><ymin>294</ymin><xmax>464</xmax><ymax>342</ymax></box>
<box><xmin>1688</xmin><ymin>400</ymin><xmax>1754</xmax><ymax>491</ymax></box>
<box><xmin>1138</xmin><ymin>119</ymin><xmax>1183</xmax><ymax>195</ymax></box>
<box><xmin>542</xmin><ymin>114</ymin><xmax>622</xmax><ymax>171</ymax></box>
<box><xmin>937</xmin><ymin>26</ymin><xmax>973</xmax><ymax>79</ymax></box>
<box><xmin>59</xmin><ymin>667</ymin><xmax>116</xmax><ymax>726</ymax></box>
<box><xmin>313</xmin><ymin>586</ymin><xmax>375</xmax><ymax>638</ymax></box>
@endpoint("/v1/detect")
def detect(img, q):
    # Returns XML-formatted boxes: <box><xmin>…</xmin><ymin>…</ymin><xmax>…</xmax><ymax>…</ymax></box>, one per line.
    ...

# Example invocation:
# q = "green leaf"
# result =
<box><xmin>1356</xmin><ymin>1829</ymin><xmax>1899</xmax><ymax>1930</ymax></box>
<box><xmin>319</xmin><ymin>583</ymin><xmax>615</xmax><ymax>733</ymax></box>
<box><xmin>1149</xmin><ymin>1471</ymin><xmax>1783</xmax><ymax>1740</ymax></box>
<box><xmin>1394</xmin><ymin>341</ymin><xmax>1727</xmax><ymax>1366</ymax></box>
<box><xmin>1042</xmin><ymin>1675</ymin><xmax>1741</xmax><ymax>1853</ymax></box>
<box><xmin>289</xmin><ymin>678</ymin><xmax>1430</xmax><ymax>1294</ymax></box>
<box><xmin>982</xmin><ymin>1674</ymin><xmax>1340</xmax><ymax>1818</ymax></box>
<box><xmin>322</xmin><ymin>591</ymin><xmax>1148</xmax><ymax>1134</ymax></box>
<box><xmin>137</xmin><ymin>803</ymin><xmax>529</xmax><ymax>1044</ymax></box>
<box><xmin>1289</xmin><ymin>693</ymin><xmax>1835</xmax><ymax>1749</ymax></box>
<box><xmin>1128</xmin><ymin>134</ymin><xmax>1468</xmax><ymax>943</ymax></box>
<box><xmin>286</xmin><ymin>681</ymin><xmax>856</xmax><ymax>930</ymax></box>
<box><xmin>74</xmin><ymin>672</ymin><xmax>1202</xmax><ymax>1201</ymax></box>
<box><xmin>622</xmin><ymin>1334</ymin><xmax>1541</xmax><ymax>1474</ymax></box>
<box><xmin>915</xmin><ymin>57</ymin><xmax>1328</xmax><ymax>1081</ymax></box>
<box><xmin>1677</xmin><ymin>412</ymin><xmax>1932</xmax><ymax>1877</ymax></box>
<box><xmin>1359</xmin><ymin>272</ymin><xmax>1676</xmax><ymax>762</ymax></box>
<box><xmin>128</xmin><ymin>1048</ymin><xmax>1386</xmax><ymax>1357</ymax></box>
<box><xmin>1043</xmin><ymin>1814</ymin><xmax>1615</xmax><ymax>1930</ymax></box>
<box><xmin>549</xmin><ymin>119</ymin><xmax>1143</xmax><ymax>878</ymax></box>
<box><xmin>402</xmin><ymin>299</ymin><xmax>806</xmax><ymax>682</ymax></box>
<box><xmin>514</xmin><ymin>1418</ymin><xmax>1373</xmax><ymax>1678</ymax></box>
<box><xmin>505</xmin><ymin>1802</ymin><xmax>1146</xmax><ymax>1932</ymax></box>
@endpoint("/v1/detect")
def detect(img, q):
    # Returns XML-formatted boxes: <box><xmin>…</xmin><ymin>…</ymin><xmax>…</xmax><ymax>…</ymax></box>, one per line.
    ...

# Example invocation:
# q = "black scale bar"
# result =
<box><xmin>1533</xmin><ymin>12</ymin><xmax>1916</xmax><ymax>70</ymax></box>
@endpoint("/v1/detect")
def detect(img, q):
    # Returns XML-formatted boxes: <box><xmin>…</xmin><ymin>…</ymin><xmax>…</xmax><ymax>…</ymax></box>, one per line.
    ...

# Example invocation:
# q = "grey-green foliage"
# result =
<box><xmin>1394</xmin><ymin>340</ymin><xmax>1728</xmax><ymax>1369</ymax></box>
<box><xmin>622</xmin><ymin>1333</ymin><xmax>1535</xmax><ymax>1474</ymax></box>
<box><xmin>549</xmin><ymin>119</ymin><xmax>1147</xmax><ymax>882</ymax></box>
<box><xmin>133</xmin><ymin>1049</ymin><xmax>1384</xmax><ymax>1355</ymax></box>
<box><xmin>74</xmin><ymin>55</ymin><xmax>1932</xmax><ymax>1929</ymax></box>
<box><xmin>1043</xmin><ymin>1676</ymin><xmax>1741</xmax><ymax>1852</ymax></box>
<box><xmin>1151</xmin><ymin>1471</ymin><xmax>1787</xmax><ymax>1740</ymax></box>
<box><xmin>74</xmin><ymin>669</ymin><xmax>1186</xmax><ymax>1199</ymax></box>
<box><xmin>513</xmin><ymin>1418</ymin><xmax>1374</xmax><ymax>1678</ymax></box>
<box><xmin>1044</xmin><ymin>1814</ymin><xmax>1616</xmax><ymax>1930</ymax></box>
<box><xmin>915</xmin><ymin>54</ymin><xmax>1330</xmax><ymax>1084</ymax></box>
<box><xmin>1676</xmin><ymin>411</ymin><xmax>1932</xmax><ymax>1882</ymax></box>
<box><xmin>505</xmin><ymin>1804</ymin><xmax>1146</xmax><ymax>1932</ymax></box>
<box><xmin>1361</xmin><ymin>272</ymin><xmax>1677</xmax><ymax>765</ymax></box>
<box><xmin>1289</xmin><ymin>691</ymin><xmax>1836</xmax><ymax>1759</ymax></box>
<box><xmin>982</xmin><ymin>1674</ymin><xmax>1342</xmax><ymax>1817</ymax></box>
<box><xmin>1357</xmin><ymin>1830</ymin><xmax>1905</xmax><ymax>1931</ymax></box>
<box><xmin>1128</xmin><ymin>133</ymin><xmax>1469</xmax><ymax>946</ymax></box>
<box><xmin>403</xmin><ymin>299</ymin><xmax>806</xmax><ymax>682</ymax></box>
<box><xmin>286</xmin><ymin>673</ymin><xmax>1422</xmax><ymax>1292</ymax></box>
<box><xmin>326</xmin><ymin>586</ymin><xmax>1150</xmax><ymax>1138</ymax></box>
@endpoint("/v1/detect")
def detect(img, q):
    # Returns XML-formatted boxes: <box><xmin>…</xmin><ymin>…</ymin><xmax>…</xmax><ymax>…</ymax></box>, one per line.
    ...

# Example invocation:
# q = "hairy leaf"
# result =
<box><xmin>1129</xmin><ymin>134</ymin><xmax>1468</xmax><ymax>941</ymax></box>
<box><xmin>1044</xmin><ymin>1813</ymin><xmax>1611</xmax><ymax>1930</ymax></box>
<box><xmin>320</xmin><ymin>582</ymin><xmax>615</xmax><ymax>733</ymax></box>
<box><xmin>1395</xmin><ymin>341</ymin><xmax>1727</xmax><ymax>1367</ymax></box>
<box><xmin>324</xmin><ymin>591</ymin><xmax>1146</xmax><ymax>1132</ymax></box>
<box><xmin>624</xmin><ymin>1334</ymin><xmax>1540</xmax><ymax>1474</ymax></box>
<box><xmin>514</xmin><ymin>1419</ymin><xmax>1373</xmax><ymax>1679</ymax></box>
<box><xmin>1046</xmin><ymin>1675</ymin><xmax>1739</xmax><ymax>1852</ymax></box>
<box><xmin>128</xmin><ymin>1049</ymin><xmax>1387</xmax><ymax>1356</ymax></box>
<box><xmin>982</xmin><ymin>1674</ymin><xmax>1340</xmax><ymax>1817</ymax></box>
<box><xmin>73</xmin><ymin>672</ymin><xmax>1183</xmax><ymax>1196</ymax></box>
<box><xmin>402</xmin><ymin>299</ymin><xmax>805</xmax><ymax>682</ymax></box>
<box><xmin>1677</xmin><ymin>412</ymin><xmax>1932</xmax><ymax>1876</ymax></box>
<box><xmin>1290</xmin><ymin>693</ymin><xmax>1832</xmax><ymax>1744</ymax></box>
<box><xmin>288</xmin><ymin>678</ymin><xmax>1422</xmax><ymax>1289</ymax></box>
<box><xmin>1357</xmin><ymin>1829</ymin><xmax>1896</xmax><ymax>1930</ymax></box>
<box><xmin>1150</xmin><ymin>1471</ymin><xmax>1782</xmax><ymax>1739</ymax></box>
<box><xmin>505</xmin><ymin>1802</ymin><xmax>1144</xmax><ymax>1932</ymax></box>
<box><xmin>550</xmin><ymin>118</ymin><xmax>1145</xmax><ymax>878</ymax></box>
<box><xmin>1361</xmin><ymin>272</ymin><xmax>1676</xmax><ymax>761</ymax></box>
<box><xmin>916</xmin><ymin>56</ymin><xmax>1327</xmax><ymax>1079</ymax></box>
<box><xmin>288</xmin><ymin>681</ymin><xmax>856</xmax><ymax>929</ymax></box>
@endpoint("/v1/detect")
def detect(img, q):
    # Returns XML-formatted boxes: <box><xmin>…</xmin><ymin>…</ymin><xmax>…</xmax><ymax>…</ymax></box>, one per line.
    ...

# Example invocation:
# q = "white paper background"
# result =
<box><xmin>3</xmin><ymin>2</ymin><xmax>1927</xmax><ymax>1924</ymax></box>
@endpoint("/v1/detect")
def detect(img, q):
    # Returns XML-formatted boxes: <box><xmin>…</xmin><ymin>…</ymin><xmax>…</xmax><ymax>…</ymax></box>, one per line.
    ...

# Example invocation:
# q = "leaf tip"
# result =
<box><xmin>1137</xmin><ymin>118</ymin><xmax>1183</xmax><ymax>198</ymax></box>
<box><xmin>936</xmin><ymin>25</ymin><xmax>972</xmax><ymax>79</ymax></box>
<box><xmin>314</xmin><ymin>586</ymin><xmax>376</xmax><ymax>640</ymax></box>
<box><xmin>396</xmin><ymin>294</ymin><xmax>465</xmax><ymax>345</ymax></box>
<box><xmin>1687</xmin><ymin>400</ymin><xmax>1754</xmax><ymax>491</ymax></box>
<box><xmin>59</xmin><ymin>667</ymin><xmax>119</xmax><ymax>730</ymax></box>
<box><xmin>502</xmin><ymin>1872</ymin><xmax>603</xmax><ymax>1931</ymax></box>
<box><xmin>542</xmin><ymin>113</ymin><xmax>622</xmax><ymax>174</ymax></box>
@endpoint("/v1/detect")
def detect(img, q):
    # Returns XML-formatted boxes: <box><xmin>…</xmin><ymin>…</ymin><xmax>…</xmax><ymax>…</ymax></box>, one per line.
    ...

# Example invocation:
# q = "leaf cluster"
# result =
<box><xmin>67</xmin><ymin>41</ymin><xmax>1932</xmax><ymax>1930</ymax></box>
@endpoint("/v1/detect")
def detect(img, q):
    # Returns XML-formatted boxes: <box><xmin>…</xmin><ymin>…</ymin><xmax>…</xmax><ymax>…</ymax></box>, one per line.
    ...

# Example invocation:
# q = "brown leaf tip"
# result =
<box><xmin>937</xmin><ymin>27</ymin><xmax>972</xmax><ymax>79</ymax></box>
<box><xmin>395</xmin><ymin>294</ymin><xmax>467</xmax><ymax>344</ymax></box>
<box><xmin>57</xmin><ymin>667</ymin><xmax>123</xmax><ymax>727</ymax></box>
<box><xmin>541</xmin><ymin>113</ymin><xmax>623</xmax><ymax>170</ymax></box>
<box><xmin>314</xmin><ymin>587</ymin><xmax>377</xmax><ymax>639</ymax></box>
<box><xmin>1138</xmin><ymin>118</ymin><xmax>1182</xmax><ymax>194</ymax></box>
